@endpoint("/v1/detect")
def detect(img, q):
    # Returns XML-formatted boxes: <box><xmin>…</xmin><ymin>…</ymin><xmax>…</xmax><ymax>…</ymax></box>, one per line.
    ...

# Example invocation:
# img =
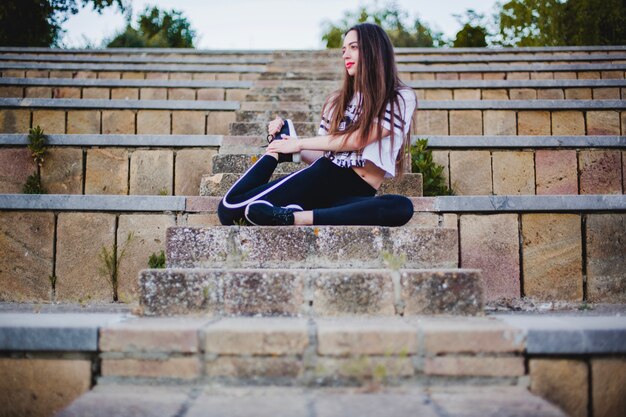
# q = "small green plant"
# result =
<box><xmin>99</xmin><ymin>232</ymin><xmax>134</xmax><ymax>302</ymax></box>
<box><xmin>23</xmin><ymin>172</ymin><xmax>46</xmax><ymax>194</ymax></box>
<box><xmin>578</xmin><ymin>301</ymin><xmax>594</xmax><ymax>311</ymax></box>
<box><xmin>22</xmin><ymin>126</ymin><xmax>48</xmax><ymax>194</ymax></box>
<box><xmin>158</xmin><ymin>188</ymin><xmax>169</xmax><ymax>196</ymax></box>
<box><xmin>148</xmin><ymin>250</ymin><xmax>166</xmax><ymax>268</ymax></box>
<box><xmin>381</xmin><ymin>250</ymin><xmax>406</xmax><ymax>270</ymax></box>
<box><xmin>410</xmin><ymin>138</ymin><xmax>453</xmax><ymax>196</ymax></box>
<box><xmin>233</xmin><ymin>218</ymin><xmax>247</xmax><ymax>226</ymax></box>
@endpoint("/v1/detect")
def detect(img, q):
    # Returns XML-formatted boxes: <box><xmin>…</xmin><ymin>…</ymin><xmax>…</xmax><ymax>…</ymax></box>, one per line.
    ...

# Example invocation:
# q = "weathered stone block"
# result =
<box><xmin>225</xmin><ymin>89</ymin><xmax>247</xmax><ymax>101</ymax></box>
<box><xmin>40</xmin><ymin>147</ymin><xmax>83</xmax><ymax>194</ymax></box>
<box><xmin>482</xmin><ymin>89</ymin><xmax>508</xmax><ymax>99</ymax></box>
<box><xmin>192</xmin><ymin>73</ymin><xmax>216</xmax><ymax>80</ymax></box>
<box><xmin>0</xmin><ymin>212</ymin><xmax>54</xmax><ymax>302</ymax></box>
<box><xmin>415</xmin><ymin>110</ymin><xmax>448</xmax><ymax>135</ymax></box>
<box><xmin>593</xmin><ymin>88</ymin><xmax>621</xmax><ymax>99</ymax></box>
<box><xmin>586</xmin><ymin>214</ymin><xmax>626</xmax><ymax>303</ymax></box>
<box><xmin>0</xmin><ymin>109</ymin><xmax>30</xmax><ymax>133</ymax></box>
<box><xmin>140</xmin><ymin>87</ymin><xmax>167</xmax><ymax>100</ymax></box>
<box><xmin>168</xmin><ymin>88</ymin><xmax>195</xmax><ymax>100</ymax></box>
<box><xmin>554</xmin><ymin>72</ymin><xmax>577</xmax><ymax>79</ymax></box>
<box><xmin>0</xmin><ymin>86</ymin><xmax>23</xmax><ymax>98</ymax></box>
<box><xmin>600</xmin><ymin>71</ymin><xmax>624</xmax><ymax>79</ymax></box>
<box><xmin>198</xmin><ymin>88</ymin><xmax>225</xmax><ymax>100</ymax></box>
<box><xmin>0</xmin><ymin>148</ymin><xmax>32</xmax><ymax>193</ymax></box>
<box><xmin>101</xmin><ymin>357</ymin><xmax>200</xmax><ymax>379</ymax></box>
<box><xmin>400</xmin><ymin>270</ymin><xmax>483</xmax><ymax>315</ymax></box>
<box><xmin>449</xmin><ymin>151</ymin><xmax>492</xmax><ymax>195</ymax></box>
<box><xmin>32</xmin><ymin>110</ymin><xmax>65</xmax><ymax>134</ymax></box>
<box><xmin>172</xmin><ymin>111</ymin><xmax>206</xmax><ymax>135</ymax></box>
<box><xmin>449</xmin><ymin>111</ymin><xmax>482</xmax><ymax>135</ymax></box>
<box><xmin>592</xmin><ymin>358</ymin><xmax>626</xmax><ymax>417</ymax></box>
<box><xmin>82</xmin><ymin>87</ymin><xmax>109</xmax><ymax>99</ymax></box>
<box><xmin>508</xmin><ymin>72</ymin><xmax>529</xmax><ymax>80</ymax></box>
<box><xmin>312</xmin><ymin>272</ymin><xmax>395</xmax><ymax>315</ymax></box>
<box><xmin>116</xmin><ymin>214</ymin><xmax>175</xmax><ymax>301</ymax></box>
<box><xmin>538</xmin><ymin>88</ymin><xmax>565</xmax><ymax>99</ymax></box>
<box><xmin>55</xmin><ymin>212</ymin><xmax>116</xmax><ymax>302</ymax></box>
<box><xmin>170</xmin><ymin>72</ymin><xmax>192</xmax><ymax>80</ymax></box>
<box><xmin>100</xmin><ymin>317</ymin><xmax>209</xmax><ymax>353</ymax></box>
<box><xmin>121</xmin><ymin>71</ymin><xmax>144</xmax><ymax>79</ymax></box>
<box><xmin>535</xmin><ymin>150</ymin><xmax>578</xmax><ymax>195</ymax></box>
<box><xmin>111</xmin><ymin>88</ymin><xmax>139</xmax><ymax>100</ymax></box>
<box><xmin>223</xmin><ymin>270</ymin><xmax>305</xmax><ymax>316</ymax></box>
<box><xmin>102</xmin><ymin>110</ymin><xmax>135</xmax><ymax>134</ymax></box>
<box><xmin>317</xmin><ymin>318</ymin><xmax>417</xmax><ymax>356</ymax></box>
<box><xmin>129</xmin><ymin>150</ymin><xmax>174</xmax><ymax>195</ymax></box>
<box><xmin>25</xmin><ymin>86</ymin><xmax>52</xmax><ymax>98</ymax></box>
<box><xmin>315</xmin><ymin>357</ymin><xmax>414</xmax><ymax>380</ymax></box>
<box><xmin>205</xmin><ymin>356</ymin><xmax>304</xmax><ymax>379</ymax></box>
<box><xmin>216</xmin><ymin>73</ymin><xmax>239</xmax><ymax>81</ymax></box>
<box><xmin>564</xmin><ymin>88</ymin><xmax>592</xmax><ymax>99</ymax></box>
<box><xmin>453</xmin><ymin>89</ymin><xmax>480</xmax><ymax>100</ymax></box>
<box><xmin>436</xmin><ymin>73</ymin><xmax>458</xmax><ymax>80</ymax></box>
<box><xmin>484</xmin><ymin>111</ymin><xmax>516</xmax><ymax>135</ymax></box>
<box><xmin>578</xmin><ymin>72</ymin><xmax>601</xmax><ymax>79</ymax></box>
<box><xmin>53</xmin><ymin>87</ymin><xmax>81</xmax><ymax>99</ymax></box>
<box><xmin>530</xmin><ymin>359</ymin><xmax>588</xmax><ymax>417</ymax></box>
<box><xmin>207</xmin><ymin>111</ymin><xmax>236</xmax><ymax>135</ymax></box>
<box><xmin>137</xmin><ymin>110</ymin><xmax>171</xmax><ymax>134</ymax></box>
<box><xmin>492</xmin><ymin>151</ymin><xmax>535</xmax><ymax>195</ymax></box>
<box><xmin>579</xmin><ymin>150</ymin><xmax>622</xmax><ymax>194</ymax></box>
<box><xmin>552</xmin><ymin>111</ymin><xmax>585</xmax><ymax>135</ymax></box>
<box><xmin>510</xmin><ymin>88</ymin><xmax>537</xmax><ymax>99</ymax></box>
<box><xmin>67</xmin><ymin>110</ymin><xmax>100</xmax><ymax>134</ymax></box>
<box><xmin>460</xmin><ymin>214</ymin><xmax>520</xmax><ymax>300</ymax></box>
<box><xmin>587</xmin><ymin>111</ymin><xmax>621</xmax><ymax>135</ymax></box>
<box><xmin>85</xmin><ymin>148</ymin><xmax>128</xmax><ymax>195</ymax></box>
<box><xmin>522</xmin><ymin>214</ymin><xmax>582</xmax><ymax>300</ymax></box>
<box><xmin>424</xmin><ymin>356</ymin><xmax>524</xmax><ymax>376</ymax></box>
<box><xmin>425</xmin><ymin>89</ymin><xmax>452</xmax><ymax>100</ymax></box>
<box><xmin>0</xmin><ymin>358</ymin><xmax>91</xmax><ymax>417</ymax></box>
<box><xmin>203</xmin><ymin>318</ymin><xmax>308</xmax><ymax>355</ymax></box>
<box><xmin>74</xmin><ymin>71</ymin><xmax>96</xmax><ymax>79</ymax></box>
<box><xmin>418</xmin><ymin>317</ymin><xmax>524</xmax><ymax>354</ymax></box>
<box><xmin>175</xmin><ymin>149</ymin><xmax>217</xmax><ymax>196</ymax></box>
<box><xmin>518</xmin><ymin>111</ymin><xmax>551</xmax><ymax>135</ymax></box>
<box><xmin>96</xmin><ymin>71</ymin><xmax>121</xmax><ymax>79</ymax></box>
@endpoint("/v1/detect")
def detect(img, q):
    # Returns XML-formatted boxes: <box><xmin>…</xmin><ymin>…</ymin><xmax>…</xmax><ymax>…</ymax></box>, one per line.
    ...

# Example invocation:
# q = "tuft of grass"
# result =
<box><xmin>22</xmin><ymin>126</ymin><xmax>48</xmax><ymax>194</ymax></box>
<box><xmin>381</xmin><ymin>250</ymin><xmax>406</xmax><ymax>270</ymax></box>
<box><xmin>410</xmin><ymin>138</ymin><xmax>453</xmax><ymax>196</ymax></box>
<box><xmin>99</xmin><ymin>232</ymin><xmax>134</xmax><ymax>302</ymax></box>
<box><xmin>23</xmin><ymin>172</ymin><xmax>46</xmax><ymax>194</ymax></box>
<box><xmin>148</xmin><ymin>250</ymin><xmax>166</xmax><ymax>268</ymax></box>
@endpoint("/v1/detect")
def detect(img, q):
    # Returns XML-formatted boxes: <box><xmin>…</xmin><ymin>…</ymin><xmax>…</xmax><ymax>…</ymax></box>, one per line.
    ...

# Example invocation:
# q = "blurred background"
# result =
<box><xmin>0</xmin><ymin>0</ymin><xmax>625</xmax><ymax>49</ymax></box>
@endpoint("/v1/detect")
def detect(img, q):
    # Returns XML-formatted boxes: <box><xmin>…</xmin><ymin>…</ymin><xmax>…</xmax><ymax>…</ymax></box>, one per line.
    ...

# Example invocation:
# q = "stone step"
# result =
<box><xmin>166</xmin><ymin>226</ymin><xmax>457</xmax><ymax>269</ymax></box>
<box><xmin>56</xmin><ymin>384</ymin><xmax>567</xmax><ymax>417</ymax></box>
<box><xmin>139</xmin><ymin>267</ymin><xmax>481</xmax><ymax>316</ymax></box>
<box><xmin>236</xmin><ymin>109</ymin><xmax>316</xmax><ymax>123</ymax></box>
<box><xmin>200</xmin><ymin>172</ymin><xmax>423</xmax><ymax>197</ymax></box>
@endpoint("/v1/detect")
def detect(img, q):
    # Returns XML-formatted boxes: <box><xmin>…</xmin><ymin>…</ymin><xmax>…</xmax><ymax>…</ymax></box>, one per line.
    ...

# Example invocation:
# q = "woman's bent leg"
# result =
<box><xmin>313</xmin><ymin>194</ymin><xmax>414</xmax><ymax>226</ymax></box>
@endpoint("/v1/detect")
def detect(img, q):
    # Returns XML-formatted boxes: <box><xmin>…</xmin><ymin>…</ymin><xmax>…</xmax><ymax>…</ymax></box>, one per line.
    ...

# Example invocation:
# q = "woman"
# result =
<box><xmin>218</xmin><ymin>23</ymin><xmax>417</xmax><ymax>227</ymax></box>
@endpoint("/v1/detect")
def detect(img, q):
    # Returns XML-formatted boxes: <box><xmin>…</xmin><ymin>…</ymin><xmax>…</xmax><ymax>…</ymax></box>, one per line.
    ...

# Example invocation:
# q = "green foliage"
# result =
<box><xmin>22</xmin><ymin>126</ymin><xmax>48</xmax><ymax>194</ymax></box>
<box><xmin>0</xmin><ymin>0</ymin><xmax>125</xmax><ymax>47</ymax></box>
<box><xmin>99</xmin><ymin>232</ymin><xmax>134</xmax><ymax>302</ymax></box>
<box><xmin>23</xmin><ymin>173</ymin><xmax>46</xmax><ymax>194</ymax></box>
<box><xmin>496</xmin><ymin>0</ymin><xmax>626</xmax><ymax>46</ymax></box>
<box><xmin>107</xmin><ymin>6</ymin><xmax>196</xmax><ymax>48</ymax></box>
<box><xmin>321</xmin><ymin>2</ymin><xmax>445</xmax><ymax>48</ymax></box>
<box><xmin>381</xmin><ymin>251</ymin><xmax>407</xmax><ymax>270</ymax></box>
<box><xmin>148</xmin><ymin>250</ymin><xmax>166</xmax><ymax>269</ymax></box>
<box><xmin>453</xmin><ymin>10</ymin><xmax>488</xmax><ymax>47</ymax></box>
<box><xmin>410</xmin><ymin>139</ymin><xmax>453</xmax><ymax>197</ymax></box>
<box><xmin>27</xmin><ymin>126</ymin><xmax>47</xmax><ymax>167</ymax></box>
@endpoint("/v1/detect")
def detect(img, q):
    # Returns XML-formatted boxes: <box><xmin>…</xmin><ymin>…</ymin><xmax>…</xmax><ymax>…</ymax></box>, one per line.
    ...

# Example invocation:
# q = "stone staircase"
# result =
<box><xmin>1</xmin><ymin>46</ymin><xmax>625</xmax><ymax>417</ymax></box>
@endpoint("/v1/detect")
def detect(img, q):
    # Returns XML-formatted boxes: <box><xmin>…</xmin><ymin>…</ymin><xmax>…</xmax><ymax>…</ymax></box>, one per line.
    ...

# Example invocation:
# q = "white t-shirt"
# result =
<box><xmin>318</xmin><ymin>87</ymin><xmax>417</xmax><ymax>178</ymax></box>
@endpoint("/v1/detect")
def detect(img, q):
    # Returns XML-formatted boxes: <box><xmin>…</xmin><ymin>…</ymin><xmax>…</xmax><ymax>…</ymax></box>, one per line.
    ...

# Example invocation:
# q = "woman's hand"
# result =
<box><xmin>267</xmin><ymin>135</ymin><xmax>300</xmax><ymax>154</ymax></box>
<box><xmin>267</xmin><ymin>116</ymin><xmax>284</xmax><ymax>138</ymax></box>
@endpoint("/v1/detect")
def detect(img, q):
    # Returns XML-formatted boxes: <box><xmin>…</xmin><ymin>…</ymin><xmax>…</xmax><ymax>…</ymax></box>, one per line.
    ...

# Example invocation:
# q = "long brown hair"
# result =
<box><xmin>322</xmin><ymin>22</ymin><xmax>415</xmax><ymax>174</ymax></box>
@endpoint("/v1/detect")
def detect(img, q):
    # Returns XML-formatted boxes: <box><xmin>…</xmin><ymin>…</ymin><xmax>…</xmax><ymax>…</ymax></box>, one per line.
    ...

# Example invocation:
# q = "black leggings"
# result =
<box><xmin>217</xmin><ymin>155</ymin><xmax>414</xmax><ymax>226</ymax></box>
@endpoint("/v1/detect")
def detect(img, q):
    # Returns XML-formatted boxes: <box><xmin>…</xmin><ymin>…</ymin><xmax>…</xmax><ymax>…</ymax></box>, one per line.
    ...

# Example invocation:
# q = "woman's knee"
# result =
<box><xmin>217</xmin><ymin>200</ymin><xmax>240</xmax><ymax>225</ymax></box>
<box><xmin>382</xmin><ymin>195</ymin><xmax>413</xmax><ymax>226</ymax></box>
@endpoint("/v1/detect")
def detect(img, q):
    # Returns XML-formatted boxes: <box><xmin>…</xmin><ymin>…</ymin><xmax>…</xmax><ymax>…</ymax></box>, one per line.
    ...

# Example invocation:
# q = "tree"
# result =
<box><xmin>0</xmin><ymin>0</ymin><xmax>125</xmax><ymax>47</ymax></box>
<box><xmin>321</xmin><ymin>2</ymin><xmax>445</xmax><ymax>48</ymax></box>
<box><xmin>107</xmin><ymin>6</ymin><xmax>196</xmax><ymax>48</ymax></box>
<box><xmin>452</xmin><ymin>9</ymin><xmax>488</xmax><ymax>47</ymax></box>
<box><xmin>495</xmin><ymin>0</ymin><xmax>626</xmax><ymax>46</ymax></box>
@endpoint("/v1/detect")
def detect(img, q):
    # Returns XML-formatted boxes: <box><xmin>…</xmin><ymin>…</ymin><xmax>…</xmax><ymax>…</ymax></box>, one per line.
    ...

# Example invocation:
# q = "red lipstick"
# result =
<box><xmin>346</xmin><ymin>62</ymin><xmax>354</xmax><ymax>69</ymax></box>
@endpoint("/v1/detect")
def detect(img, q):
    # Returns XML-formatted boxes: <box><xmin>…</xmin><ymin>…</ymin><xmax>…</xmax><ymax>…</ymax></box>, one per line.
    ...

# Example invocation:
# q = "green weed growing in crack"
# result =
<box><xmin>148</xmin><ymin>250</ymin><xmax>166</xmax><ymax>268</ymax></box>
<box><xmin>99</xmin><ymin>232</ymin><xmax>134</xmax><ymax>302</ymax></box>
<box><xmin>22</xmin><ymin>126</ymin><xmax>47</xmax><ymax>194</ymax></box>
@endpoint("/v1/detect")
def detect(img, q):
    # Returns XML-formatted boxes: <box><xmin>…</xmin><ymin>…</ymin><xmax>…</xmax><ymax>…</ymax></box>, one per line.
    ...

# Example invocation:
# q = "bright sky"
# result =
<box><xmin>62</xmin><ymin>0</ymin><xmax>501</xmax><ymax>49</ymax></box>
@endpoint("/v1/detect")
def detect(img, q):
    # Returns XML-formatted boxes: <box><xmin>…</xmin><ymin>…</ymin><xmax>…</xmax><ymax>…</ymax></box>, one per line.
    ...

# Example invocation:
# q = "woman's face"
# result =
<box><xmin>342</xmin><ymin>30</ymin><xmax>359</xmax><ymax>77</ymax></box>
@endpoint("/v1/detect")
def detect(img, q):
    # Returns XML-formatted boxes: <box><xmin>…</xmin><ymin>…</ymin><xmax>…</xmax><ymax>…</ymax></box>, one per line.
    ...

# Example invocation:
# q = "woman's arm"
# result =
<box><xmin>267</xmin><ymin>127</ymin><xmax>391</xmax><ymax>155</ymax></box>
